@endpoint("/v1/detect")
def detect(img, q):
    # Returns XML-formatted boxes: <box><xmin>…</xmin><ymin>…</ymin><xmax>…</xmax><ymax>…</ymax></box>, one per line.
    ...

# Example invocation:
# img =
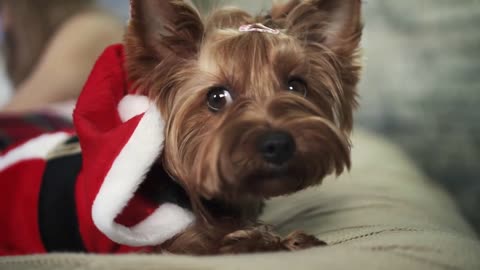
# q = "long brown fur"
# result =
<box><xmin>125</xmin><ymin>0</ymin><xmax>362</xmax><ymax>255</ymax></box>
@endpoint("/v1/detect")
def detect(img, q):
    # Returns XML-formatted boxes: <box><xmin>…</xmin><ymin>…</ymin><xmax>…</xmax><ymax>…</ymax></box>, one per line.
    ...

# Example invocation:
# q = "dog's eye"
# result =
<box><xmin>207</xmin><ymin>87</ymin><xmax>233</xmax><ymax>112</ymax></box>
<box><xmin>287</xmin><ymin>79</ymin><xmax>307</xmax><ymax>97</ymax></box>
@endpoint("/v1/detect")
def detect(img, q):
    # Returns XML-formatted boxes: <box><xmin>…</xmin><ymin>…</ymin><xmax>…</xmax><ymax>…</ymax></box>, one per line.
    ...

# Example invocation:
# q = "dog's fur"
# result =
<box><xmin>125</xmin><ymin>0</ymin><xmax>362</xmax><ymax>255</ymax></box>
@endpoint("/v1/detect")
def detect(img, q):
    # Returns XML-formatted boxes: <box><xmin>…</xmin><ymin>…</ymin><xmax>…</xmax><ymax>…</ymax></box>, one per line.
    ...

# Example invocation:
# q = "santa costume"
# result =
<box><xmin>0</xmin><ymin>44</ymin><xmax>195</xmax><ymax>256</ymax></box>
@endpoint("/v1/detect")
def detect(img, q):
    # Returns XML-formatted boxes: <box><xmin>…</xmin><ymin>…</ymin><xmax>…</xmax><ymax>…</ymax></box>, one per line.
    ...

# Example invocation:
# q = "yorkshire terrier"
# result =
<box><xmin>126</xmin><ymin>0</ymin><xmax>362</xmax><ymax>255</ymax></box>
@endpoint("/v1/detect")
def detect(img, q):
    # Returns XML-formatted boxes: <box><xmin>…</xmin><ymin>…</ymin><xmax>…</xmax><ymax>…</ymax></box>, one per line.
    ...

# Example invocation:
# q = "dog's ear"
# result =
<box><xmin>126</xmin><ymin>0</ymin><xmax>204</xmax><ymax>83</ymax></box>
<box><xmin>272</xmin><ymin>0</ymin><xmax>362</xmax><ymax>55</ymax></box>
<box><xmin>270</xmin><ymin>0</ymin><xmax>302</xmax><ymax>20</ymax></box>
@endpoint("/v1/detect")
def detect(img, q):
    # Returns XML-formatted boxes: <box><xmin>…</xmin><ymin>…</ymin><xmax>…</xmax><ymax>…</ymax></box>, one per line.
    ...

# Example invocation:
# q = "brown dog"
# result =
<box><xmin>125</xmin><ymin>0</ymin><xmax>362</xmax><ymax>255</ymax></box>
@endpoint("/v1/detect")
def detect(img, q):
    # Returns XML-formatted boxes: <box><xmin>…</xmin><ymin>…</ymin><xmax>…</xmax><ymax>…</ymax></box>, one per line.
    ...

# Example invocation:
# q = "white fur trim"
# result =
<box><xmin>118</xmin><ymin>95</ymin><xmax>152</xmax><ymax>122</ymax></box>
<box><xmin>0</xmin><ymin>132</ymin><xmax>70</xmax><ymax>171</ymax></box>
<box><xmin>129</xmin><ymin>203</ymin><xmax>194</xmax><ymax>244</ymax></box>
<box><xmin>92</xmin><ymin>103</ymin><xmax>194</xmax><ymax>246</ymax></box>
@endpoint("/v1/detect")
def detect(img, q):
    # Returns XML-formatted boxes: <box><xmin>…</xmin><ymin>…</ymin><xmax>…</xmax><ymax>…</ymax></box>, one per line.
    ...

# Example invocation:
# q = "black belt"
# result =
<box><xmin>38</xmin><ymin>136</ymin><xmax>86</xmax><ymax>252</ymax></box>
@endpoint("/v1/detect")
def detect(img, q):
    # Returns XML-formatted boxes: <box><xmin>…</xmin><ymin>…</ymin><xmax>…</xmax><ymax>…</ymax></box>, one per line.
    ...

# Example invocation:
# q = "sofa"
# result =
<box><xmin>1</xmin><ymin>129</ymin><xmax>478</xmax><ymax>270</ymax></box>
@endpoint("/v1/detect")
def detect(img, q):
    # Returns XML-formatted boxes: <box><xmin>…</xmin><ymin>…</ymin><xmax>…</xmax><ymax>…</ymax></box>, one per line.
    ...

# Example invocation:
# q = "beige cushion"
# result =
<box><xmin>1</xmin><ymin>129</ymin><xmax>479</xmax><ymax>270</ymax></box>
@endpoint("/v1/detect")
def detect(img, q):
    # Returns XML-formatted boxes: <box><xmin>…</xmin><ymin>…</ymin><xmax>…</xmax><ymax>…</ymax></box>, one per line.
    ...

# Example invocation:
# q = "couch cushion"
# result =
<box><xmin>1</xmin><ymin>130</ymin><xmax>479</xmax><ymax>270</ymax></box>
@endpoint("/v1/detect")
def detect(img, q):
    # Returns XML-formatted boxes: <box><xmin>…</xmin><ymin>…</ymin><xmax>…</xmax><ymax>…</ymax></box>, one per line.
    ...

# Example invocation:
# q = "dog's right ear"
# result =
<box><xmin>270</xmin><ymin>0</ymin><xmax>362</xmax><ymax>56</ymax></box>
<box><xmin>126</xmin><ymin>0</ymin><xmax>204</xmax><ymax>83</ymax></box>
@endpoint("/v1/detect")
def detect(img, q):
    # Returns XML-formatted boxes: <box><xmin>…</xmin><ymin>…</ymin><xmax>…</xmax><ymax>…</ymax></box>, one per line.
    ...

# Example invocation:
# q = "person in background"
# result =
<box><xmin>0</xmin><ymin>0</ymin><xmax>124</xmax><ymax>113</ymax></box>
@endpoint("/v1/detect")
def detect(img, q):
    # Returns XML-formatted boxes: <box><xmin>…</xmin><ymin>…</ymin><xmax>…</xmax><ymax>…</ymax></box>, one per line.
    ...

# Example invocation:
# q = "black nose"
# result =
<box><xmin>257</xmin><ymin>131</ymin><xmax>296</xmax><ymax>165</ymax></box>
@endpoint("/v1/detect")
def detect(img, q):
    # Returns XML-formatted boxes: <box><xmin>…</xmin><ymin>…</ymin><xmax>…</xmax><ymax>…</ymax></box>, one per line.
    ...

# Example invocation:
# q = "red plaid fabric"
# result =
<box><xmin>0</xmin><ymin>113</ymin><xmax>73</xmax><ymax>152</ymax></box>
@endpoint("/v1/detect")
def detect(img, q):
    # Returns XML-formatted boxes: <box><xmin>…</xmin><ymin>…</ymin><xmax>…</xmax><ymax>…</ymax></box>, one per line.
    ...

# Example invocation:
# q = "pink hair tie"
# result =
<box><xmin>239</xmin><ymin>23</ymin><xmax>280</xmax><ymax>35</ymax></box>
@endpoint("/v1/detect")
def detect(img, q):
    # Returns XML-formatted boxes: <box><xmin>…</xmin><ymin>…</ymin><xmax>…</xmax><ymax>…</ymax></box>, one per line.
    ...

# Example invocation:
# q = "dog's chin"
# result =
<box><xmin>237</xmin><ymin>166</ymin><xmax>318</xmax><ymax>199</ymax></box>
<box><xmin>244</xmin><ymin>175</ymin><xmax>304</xmax><ymax>198</ymax></box>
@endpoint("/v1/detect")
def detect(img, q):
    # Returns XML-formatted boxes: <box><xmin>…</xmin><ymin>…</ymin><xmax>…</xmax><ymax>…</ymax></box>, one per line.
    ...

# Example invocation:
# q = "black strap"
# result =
<box><xmin>38</xmin><ymin>136</ymin><xmax>86</xmax><ymax>252</ymax></box>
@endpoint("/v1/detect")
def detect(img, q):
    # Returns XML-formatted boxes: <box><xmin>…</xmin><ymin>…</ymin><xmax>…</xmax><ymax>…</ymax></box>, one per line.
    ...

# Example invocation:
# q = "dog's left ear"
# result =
<box><xmin>271</xmin><ymin>0</ymin><xmax>362</xmax><ymax>55</ymax></box>
<box><xmin>126</xmin><ymin>0</ymin><xmax>204</xmax><ymax>83</ymax></box>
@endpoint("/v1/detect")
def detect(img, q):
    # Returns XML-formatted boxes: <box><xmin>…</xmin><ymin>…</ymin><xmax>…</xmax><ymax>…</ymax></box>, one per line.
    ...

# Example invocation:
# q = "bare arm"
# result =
<box><xmin>2</xmin><ymin>11</ymin><xmax>124</xmax><ymax>113</ymax></box>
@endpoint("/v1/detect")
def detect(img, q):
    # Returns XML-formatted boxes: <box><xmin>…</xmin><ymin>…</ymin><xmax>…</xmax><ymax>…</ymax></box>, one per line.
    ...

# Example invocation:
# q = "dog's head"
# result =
<box><xmin>126</xmin><ymin>0</ymin><xmax>362</xmax><ymax>202</ymax></box>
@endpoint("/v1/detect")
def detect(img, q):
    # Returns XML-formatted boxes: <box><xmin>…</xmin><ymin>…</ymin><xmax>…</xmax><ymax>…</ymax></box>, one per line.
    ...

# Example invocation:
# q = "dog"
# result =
<box><xmin>0</xmin><ymin>0</ymin><xmax>362</xmax><ymax>256</ymax></box>
<box><xmin>125</xmin><ymin>0</ymin><xmax>362</xmax><ymax>255</ymax></box>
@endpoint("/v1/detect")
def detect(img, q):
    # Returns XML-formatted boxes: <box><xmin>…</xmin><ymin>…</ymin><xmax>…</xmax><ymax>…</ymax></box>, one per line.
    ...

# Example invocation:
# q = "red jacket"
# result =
<box><xmin>0</xmin><ymin>44</ymin><xmax>194</xmax><ymax>256</ymax></box>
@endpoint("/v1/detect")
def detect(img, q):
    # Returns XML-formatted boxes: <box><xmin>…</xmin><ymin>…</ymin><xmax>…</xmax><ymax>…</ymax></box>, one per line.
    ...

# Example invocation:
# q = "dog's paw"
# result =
<box><xmin>219</xmin><ymin>226</ymin><xmax>288</xmax><ymax>254</ymax></box>
<box><xmin>218</xmin><ymin>227</ymin><xmax>326</xmax><ymax>254</ymax></box>
<box><xmin>282</xmin><ymin>231</ymin><xmax>327</xmax><ymax>251</ymax></box>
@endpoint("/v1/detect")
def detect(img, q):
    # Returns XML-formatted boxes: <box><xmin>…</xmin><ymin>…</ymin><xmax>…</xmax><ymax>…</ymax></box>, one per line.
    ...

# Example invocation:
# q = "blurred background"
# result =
<box><xmin>0</xmin><ymin>0</ymin><xmax>478</xmax><ymax>234</ymax></box>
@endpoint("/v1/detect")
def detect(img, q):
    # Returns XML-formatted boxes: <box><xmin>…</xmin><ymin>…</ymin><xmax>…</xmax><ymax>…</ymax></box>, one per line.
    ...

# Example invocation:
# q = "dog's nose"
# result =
<box><xmin>257</xmin><ymin>131</ymin><xmax>296</xmax><ymax>165</ymax></box>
